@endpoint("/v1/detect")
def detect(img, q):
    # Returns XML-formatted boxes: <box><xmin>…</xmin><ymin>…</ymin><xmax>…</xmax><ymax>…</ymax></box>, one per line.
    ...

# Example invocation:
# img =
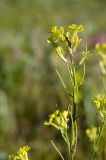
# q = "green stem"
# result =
<box><xmin>72</xmin><ymin>122</ymin><xmax>77</xmax><ymax>158</ymax></box>
<box><xmin>67</xmin><ymin>51</ymin><xmax>78</xmax><ymax>160</ymax></box>
<box><xmin>72</xmin><ymin>64</ymin><xmax>78</xmax><ymax>121</ymax></box>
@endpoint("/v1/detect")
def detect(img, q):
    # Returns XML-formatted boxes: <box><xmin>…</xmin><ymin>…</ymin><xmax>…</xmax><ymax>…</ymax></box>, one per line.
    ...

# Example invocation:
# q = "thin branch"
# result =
<box><xmin>78</xmin><ymin>63</ymin><xmax>85</xmax><ymax>87</ymax></box>
<box><xmin>55</xmin><ymin>68</ymin><xmax>67</xmax><ymax>89</ymax></box>
<box><xmin>51</xmin><ymin>140</ymin><xmax>65</xmax><ymax>160</ymax></box>
<box><xmin>67</xmin><ymin>63</ymin><xmax>74</xmax><ymax>87</ymax></box>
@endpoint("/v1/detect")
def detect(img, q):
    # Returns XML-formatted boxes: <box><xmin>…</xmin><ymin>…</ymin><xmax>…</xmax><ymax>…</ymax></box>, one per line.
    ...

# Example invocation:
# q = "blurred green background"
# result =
<box><xmin>0</xmin><ymin>0</ymin><xmax>106</xmax><ymax>159</ymax></box>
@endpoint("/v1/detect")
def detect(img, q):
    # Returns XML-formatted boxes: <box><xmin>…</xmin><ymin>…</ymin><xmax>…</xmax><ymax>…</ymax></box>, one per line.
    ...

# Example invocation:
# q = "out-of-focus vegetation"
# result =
<box><xmin>0</xmin><ymin>0</ymin><xmax>106</xmax><ymax>160</ymax></box>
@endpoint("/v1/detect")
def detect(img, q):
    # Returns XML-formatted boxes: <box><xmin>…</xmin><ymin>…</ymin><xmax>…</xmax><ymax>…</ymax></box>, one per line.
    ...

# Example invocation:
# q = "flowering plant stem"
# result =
<box><xmin>44</xmin><ymin>24</ymin><xmax>87</xmax><ymax>160</ymax></box>
<box><xmin>90</xmin><ymin>122</ymin><xmax>105</xmax><ymax>160</ymax></box>
<box><xmin>67</xmin><ymin>55</ymin><xmax>78</xmax><ymax>160</ymax></box>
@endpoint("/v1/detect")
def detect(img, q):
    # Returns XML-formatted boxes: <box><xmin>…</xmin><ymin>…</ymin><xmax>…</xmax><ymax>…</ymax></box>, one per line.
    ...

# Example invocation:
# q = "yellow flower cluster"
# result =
<box><xmin>86</xmin><ymin>127</ymin><xmax>97</xmax><ymax>141</ymax></box>
<box><xmin>95</xmin><ymin>43</ymin><xmax>106</xmax><ymax>51</ymax></box>
<box><xmin>9</xmin><ymin>146</ymin><xmax>30</xmax><ymax>160</ymax></box>
<box><xmin>44</xmin><ymin>110</ymin><xmax>69</xmax><ymax>133</ymax></box>
<box><xmin>93</xmin><ymin>94</ymin><xmax>106</xmax><ymax>120</ymax></box>
<box><xmin>68</xmin><ymin>24</ymin><xmax>84</xmax><ymax>32</ymax></box>
<box><xmin>93</xmin><ymin>94</ymin><xmax>106</xmax><ymax>109</ymax></box>
<box><xmin>51</xmin><ymin>26</ymin><xmax>65</xmax><ymax>42</ymax></box>
<box><xmin>47</xmin><ymin>24</ymin><xmax>84</xmax><ymax>63</ymax></box>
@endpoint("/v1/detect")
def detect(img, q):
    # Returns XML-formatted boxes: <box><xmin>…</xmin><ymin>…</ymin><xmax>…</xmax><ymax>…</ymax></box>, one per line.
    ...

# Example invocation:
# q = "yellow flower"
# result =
<box><xmin>69</xmin><ymin>24</ymin><xmax>84</xmax><ymax>32</ymax></box>
<box><xmin>95</xmin><ymin>43</ymin><xmax>100</xmax><ymax>50</ymax></box>
<box><xmin>93</xmin><ymin>100</ymin><xmax>100</xmax><ymax>109</ymax></box>
<box><xmin>56</xmin><ymin>46</ymin><xmax>68</xmax><ymax>63</ymax></box>
<box><xmin>86</xmin><ymin>127</ymin><xmax>97</xmax><ymax>141</ymax></box>
<box><xmin>95</xmin><ymin>43</ymin><xmax>106</xmax><ymax>51</ymax></box>
<box><xmin>51</xmin><ymin>26</ymin><xmax>58</xmax><ymax>34</ymax></box>
<box><xmin>93</xmin><ymin>94</ymin><xmax>106</xmax><ymax>121</ymax></box>
<box><xmin>93</xmin><ymin>94</ymin><xmax>106</xmax><ymax>109</ymax></box>
<box><xmin>9</xmin><ymin>146</ymin><xmax>30</xmax><ymax>160</ymax></box>
<box><xmin>44</xmin><ymin>110</ymin><xmax>69</xmax><ymax>131</ymax></box>
<box><xmin>102</xmin><ymin>43</ymin><xmax>106</xmax><ymax>49</ymax></box>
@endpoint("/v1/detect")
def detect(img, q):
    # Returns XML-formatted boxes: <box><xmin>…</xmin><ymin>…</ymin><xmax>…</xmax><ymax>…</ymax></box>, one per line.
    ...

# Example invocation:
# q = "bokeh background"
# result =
<box><xmin>0</xmin><ymin>0</ymin><xmax>106</xmax><ymax>160</ymax></box>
